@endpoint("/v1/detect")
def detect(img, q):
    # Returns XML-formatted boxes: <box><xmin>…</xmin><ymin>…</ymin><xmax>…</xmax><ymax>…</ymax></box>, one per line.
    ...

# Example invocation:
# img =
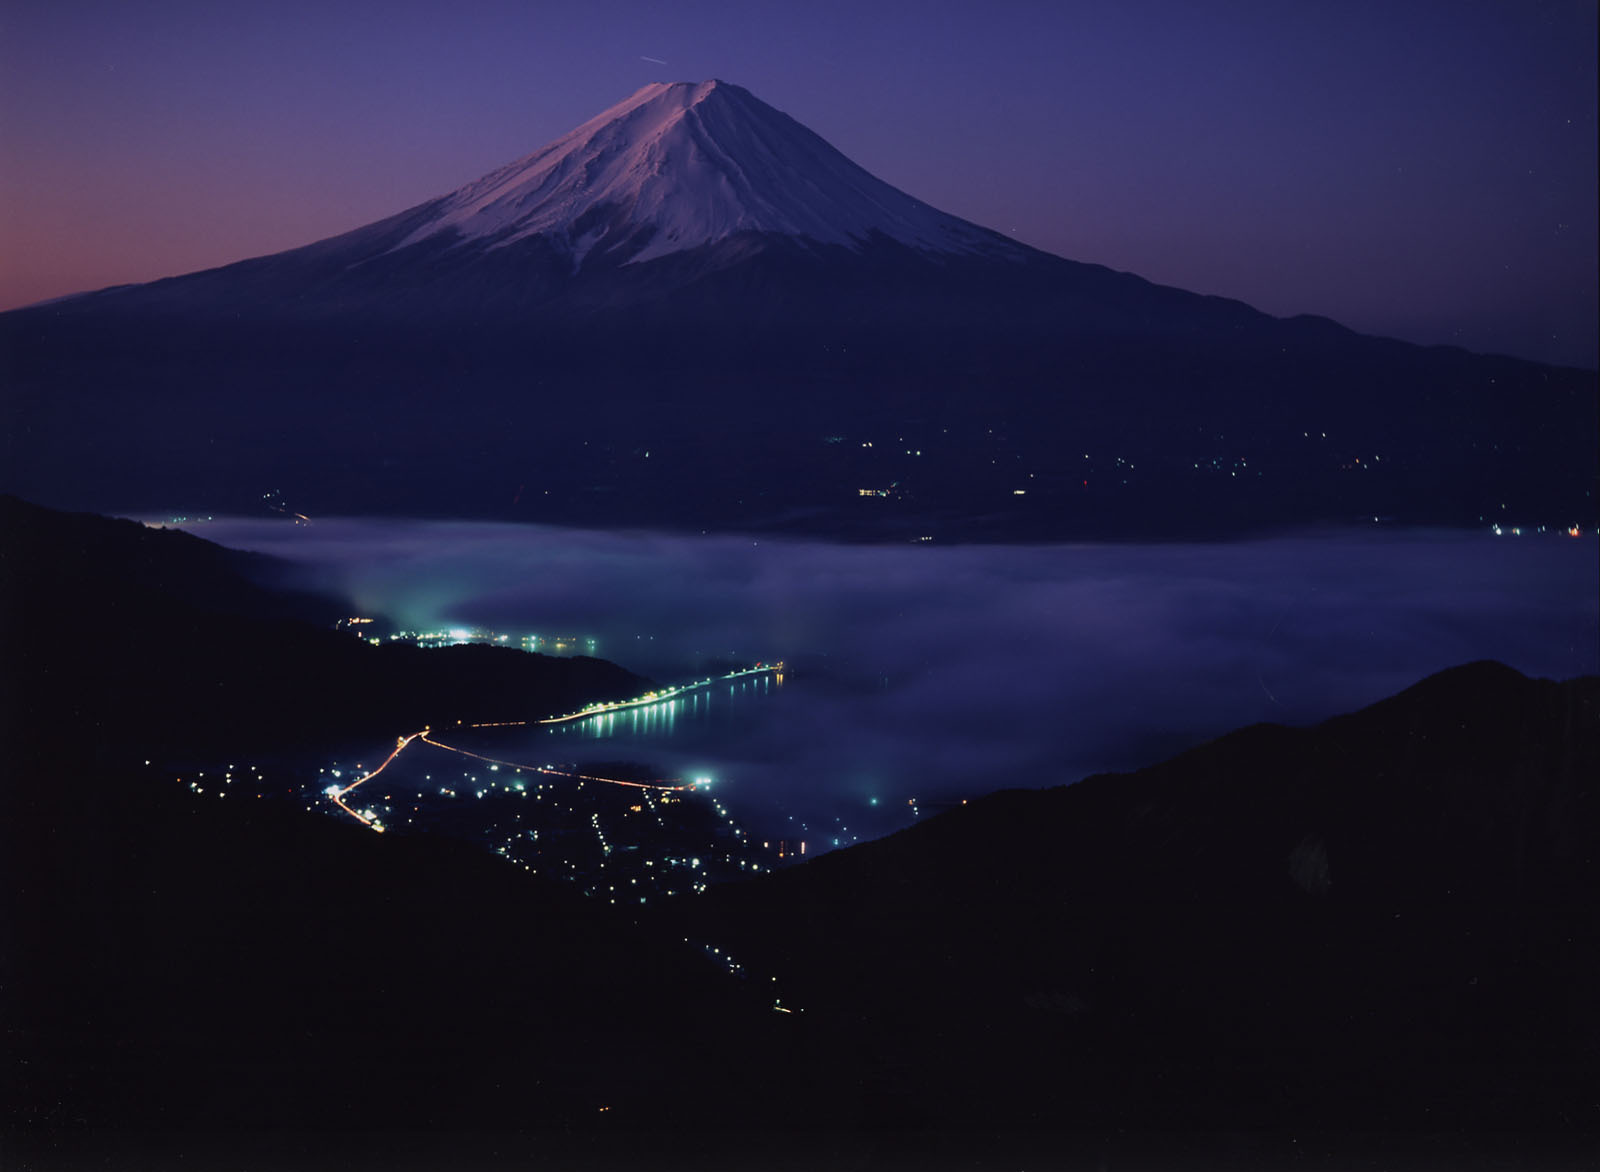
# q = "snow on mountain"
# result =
<box><xmin>389</xmin><ymin>80</ymin><xmax>1026</xmax><ymax>268</ymax></box>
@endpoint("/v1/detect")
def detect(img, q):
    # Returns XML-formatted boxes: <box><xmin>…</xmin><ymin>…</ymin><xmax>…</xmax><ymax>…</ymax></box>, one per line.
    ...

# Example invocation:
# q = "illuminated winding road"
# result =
<box><xmin>327</xmin><ymin>730</ymin><xmax>428</xmax><ymax>831</ymax></box>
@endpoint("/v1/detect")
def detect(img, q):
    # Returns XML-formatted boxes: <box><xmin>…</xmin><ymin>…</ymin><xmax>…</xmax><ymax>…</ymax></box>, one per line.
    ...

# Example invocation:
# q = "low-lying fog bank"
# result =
<box><xmin>176</xmin><ymin>518</ymin><xmax>1598</xmax><ymax>837</ymax></box>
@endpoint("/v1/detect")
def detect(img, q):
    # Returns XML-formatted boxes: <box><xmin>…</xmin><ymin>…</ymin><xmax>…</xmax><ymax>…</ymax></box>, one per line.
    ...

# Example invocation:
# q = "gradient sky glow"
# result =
<box><xmin>2</xmin><ymin>0</ymin><xmax>1595</xmax><ymax>367</ymax></box>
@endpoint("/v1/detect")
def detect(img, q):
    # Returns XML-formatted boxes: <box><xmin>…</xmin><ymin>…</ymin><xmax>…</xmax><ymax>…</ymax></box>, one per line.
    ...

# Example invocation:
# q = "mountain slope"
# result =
<box><xmin>0</xmin><ymin>496</ymin><xmax>789</xmax><ymax>1139</ymax></box>
<box><xmin>0</xmin><ymin>495</ymin><xmax>651</xmax><ymax>765</ymax></box>
<box><xmin>3</xmin><ymin>500</ymin><xmax>1595</xmax><ymax>1164</ymax></box>
<box><xmin>680</xmin><ymin>661</ymin><xmax>1600</xmax><ymax>1133</ymax></box>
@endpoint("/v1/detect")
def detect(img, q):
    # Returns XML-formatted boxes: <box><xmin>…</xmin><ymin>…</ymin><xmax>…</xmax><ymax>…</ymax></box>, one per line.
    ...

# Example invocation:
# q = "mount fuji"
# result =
<box><xmin>2</xmin><ymin>82</ymin><xmax>1593</xmax><ymax>537</ymax></box>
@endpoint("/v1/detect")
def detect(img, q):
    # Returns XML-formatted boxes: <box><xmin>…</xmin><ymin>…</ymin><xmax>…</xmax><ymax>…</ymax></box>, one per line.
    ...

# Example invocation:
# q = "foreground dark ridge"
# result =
<box><xmin>0</xmin><ymin>495</ymin><xmax>651</xmax><ymax>765</ymax></box>
<box><xmin>680</xmin><ymin>659</ymin><xmax>1599</xmax><ymax>1133</ymax></box>
<box><xmin>2</xmin><ymin>498</ymin><xmax>1595</xmax><ymax>1166</ymax></box>
<box><xmin>4</xmin><ymin>495</ymin><xmax>779</xmax><ymax>1134</ymax></box>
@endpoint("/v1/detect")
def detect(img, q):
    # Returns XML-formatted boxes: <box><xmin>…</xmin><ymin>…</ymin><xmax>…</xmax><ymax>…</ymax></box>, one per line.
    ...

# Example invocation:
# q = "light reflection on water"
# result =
<box><xmin>563</xmin><ymin>673</ymin><xmax>776</xmax><ymax>740</ymax></box>
<box><xmin>488</xmin><ymin>670</ymin><xmax>917</xmax><ymax>846</ymax></box>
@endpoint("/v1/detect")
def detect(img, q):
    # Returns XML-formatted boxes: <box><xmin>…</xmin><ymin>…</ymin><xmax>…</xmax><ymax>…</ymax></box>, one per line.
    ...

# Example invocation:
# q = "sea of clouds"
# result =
<box><xmin>185</xmin><ymin>518</ymin><xmax>1598</xmax><ymax>836</ymax></box>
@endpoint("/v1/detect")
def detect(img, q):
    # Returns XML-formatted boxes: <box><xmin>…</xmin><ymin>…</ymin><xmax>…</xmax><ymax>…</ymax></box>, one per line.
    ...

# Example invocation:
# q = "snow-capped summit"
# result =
<box><xmin>389</xmin><ymin>80</ymin><xmax>1024</xmax><ymax>267</ymax></box>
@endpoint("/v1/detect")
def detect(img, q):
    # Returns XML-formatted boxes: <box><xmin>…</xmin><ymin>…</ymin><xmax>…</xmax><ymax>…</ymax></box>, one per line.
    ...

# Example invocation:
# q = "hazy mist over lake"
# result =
<box><xmin>180</xmin><ymin>518</ymin><xmax>1598</xmax><ymax>839</ymax></box>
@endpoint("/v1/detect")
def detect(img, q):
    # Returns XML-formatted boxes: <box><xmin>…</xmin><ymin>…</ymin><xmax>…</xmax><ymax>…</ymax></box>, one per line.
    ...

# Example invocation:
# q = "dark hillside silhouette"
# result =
<box><xmin>680</xmin><ymin>661</ymin><xmax>1599</xmax><ymax>1134</ymax></box>
<box><xmin>0</xmin><ymin>495</ymin><xmax>650</xmax><ymax>764</ymax></box>
<box><xmin>2</xmin><ymin>498</ymin><xmax>1594</xmax><ymax>1167</ymax></box>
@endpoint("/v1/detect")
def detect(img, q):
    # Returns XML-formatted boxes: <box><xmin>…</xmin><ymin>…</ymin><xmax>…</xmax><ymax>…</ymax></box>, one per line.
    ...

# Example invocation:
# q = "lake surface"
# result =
<box><xmin>180</xmin><ymin>517</ymin><xmax>1599</xmax><ymax>848</ymax></box>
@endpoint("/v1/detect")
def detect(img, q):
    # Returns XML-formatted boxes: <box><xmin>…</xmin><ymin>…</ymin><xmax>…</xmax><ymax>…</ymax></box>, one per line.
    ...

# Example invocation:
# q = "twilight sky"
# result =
<box><xmin>2</xmin><ymin>1</ymin><xmax>1595</xmax><ymax>367</ymax></box>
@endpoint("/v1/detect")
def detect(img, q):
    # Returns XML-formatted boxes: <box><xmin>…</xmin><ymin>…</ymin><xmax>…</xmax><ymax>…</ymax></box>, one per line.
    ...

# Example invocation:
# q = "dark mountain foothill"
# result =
<box><xmin>0</xmin><ymin>495</ymin><xmax>650</xmax><ymax>766</ymax></box>
<box><xmin>677</xmin><ymin>660</ymin><xmax>1599</xmax><ymax>1135</ymax></box>
<box><xmin>2</xmin><ymin>499</ymin><xmax>1594</xmax><ymax>1168</ymax></box>
<box><xmin>2</xmin><ymin>495</ymin><xmax>784</xmax><ymax>1138</ymax></box>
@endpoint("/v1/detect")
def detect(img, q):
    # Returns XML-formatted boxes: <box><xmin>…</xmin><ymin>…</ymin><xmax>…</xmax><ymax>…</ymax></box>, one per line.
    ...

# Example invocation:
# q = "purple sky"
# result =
<box><xmin>2</xmin><ymin>1</ymin><xmax>1595</xmax><ymax>367</ymax></box>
